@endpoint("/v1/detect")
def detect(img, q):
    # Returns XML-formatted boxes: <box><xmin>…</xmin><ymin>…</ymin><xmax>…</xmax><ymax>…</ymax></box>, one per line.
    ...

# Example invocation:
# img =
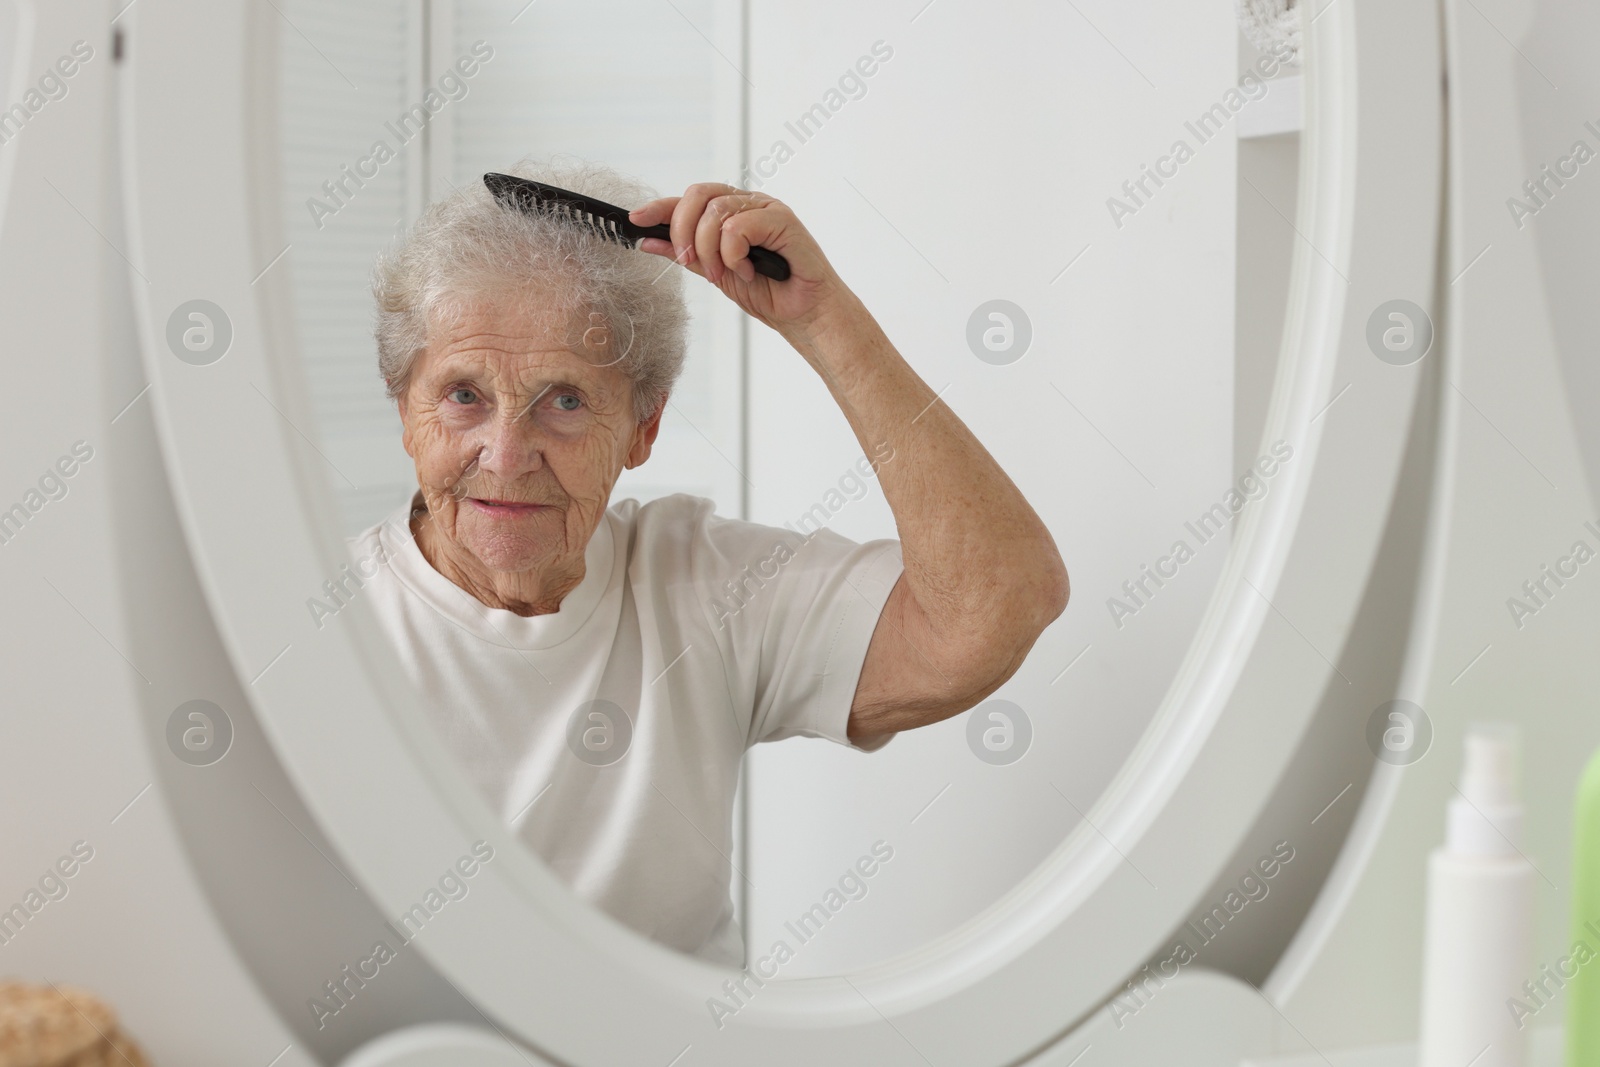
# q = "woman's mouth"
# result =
<box><xmin>468</xmin><ymin>498</ymin><xmax>547</xmax><ymax>516</ymax></box>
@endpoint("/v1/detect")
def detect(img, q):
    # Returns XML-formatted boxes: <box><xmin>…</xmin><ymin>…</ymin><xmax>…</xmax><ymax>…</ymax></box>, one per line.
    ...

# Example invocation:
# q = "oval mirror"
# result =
<box><xmin>120</xmin><ymin>0</ymin><xmax>1441</xmax><ymax>1062</ymax></box>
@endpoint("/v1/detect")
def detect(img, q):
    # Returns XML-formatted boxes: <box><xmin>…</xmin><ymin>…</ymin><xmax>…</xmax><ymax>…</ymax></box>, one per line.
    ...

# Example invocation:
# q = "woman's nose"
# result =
<box><xmin>472</xmin><ymin>411</ymin><xmax>545</xmax><ymax>479</ymax></box>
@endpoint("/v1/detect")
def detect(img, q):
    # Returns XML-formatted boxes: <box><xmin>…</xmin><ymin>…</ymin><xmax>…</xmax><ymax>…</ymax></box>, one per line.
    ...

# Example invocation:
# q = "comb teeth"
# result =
<box><xmin>484</xmin><ymin>172</ymin><xmax>648</xmax><ymax>251</ymax></box>
<box><xmin>557</xmin><ymin>203</ymin><xmax>626</xmax><ymax>244</ymax></box>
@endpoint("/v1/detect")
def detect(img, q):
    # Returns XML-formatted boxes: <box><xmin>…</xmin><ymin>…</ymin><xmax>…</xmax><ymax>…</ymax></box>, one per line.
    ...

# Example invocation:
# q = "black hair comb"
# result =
<box><xmin>484</xmin><ymin>172</ymin><xmax>791</xmax><ymax>281</ymax></box>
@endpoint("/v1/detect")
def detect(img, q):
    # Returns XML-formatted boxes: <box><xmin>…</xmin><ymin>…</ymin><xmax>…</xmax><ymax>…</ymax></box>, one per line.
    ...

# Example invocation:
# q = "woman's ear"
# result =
<box><xmin>396</xmin><ymin>387</ymin><xmax>415</xmax><ymax>458</ymax></box>
<box><xmin>624</xmin><ymin>399</ymin><xmax>665</xmax><ymax>470</ymax></box>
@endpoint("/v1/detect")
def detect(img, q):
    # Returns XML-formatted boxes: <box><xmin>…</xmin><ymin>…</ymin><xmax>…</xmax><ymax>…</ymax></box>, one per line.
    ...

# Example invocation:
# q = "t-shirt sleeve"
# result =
<box><xmin>689</xmin><ymin>503</ymin><xmax>905</xmax><ymax>753</ymax></box>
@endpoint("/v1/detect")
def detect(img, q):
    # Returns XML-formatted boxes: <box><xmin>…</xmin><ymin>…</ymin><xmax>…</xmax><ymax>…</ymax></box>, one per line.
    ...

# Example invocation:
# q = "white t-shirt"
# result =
<box><xmin>346</xmin><ymin>490</ymin><xmax>904</xmax><ymax>967</ymax></box>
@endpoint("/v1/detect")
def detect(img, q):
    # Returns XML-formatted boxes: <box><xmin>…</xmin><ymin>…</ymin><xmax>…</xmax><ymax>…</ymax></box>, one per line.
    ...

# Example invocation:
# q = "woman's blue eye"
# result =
<box><xmin>448</xmin><ymin>388</ymin><xmax>477</xmax><ymax>405</ymax></box>
<box><xmin>554</xmin><ymin>394</ymin><xmax>582</xmax><ymax>412</ymax></box>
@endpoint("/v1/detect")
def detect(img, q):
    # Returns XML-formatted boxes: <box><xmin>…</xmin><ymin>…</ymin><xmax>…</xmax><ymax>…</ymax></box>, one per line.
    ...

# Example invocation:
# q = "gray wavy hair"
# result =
<box><xmin>371</xmin><ymin>156</ymin><xmax>689</xmax><ymax>422</ymax></box>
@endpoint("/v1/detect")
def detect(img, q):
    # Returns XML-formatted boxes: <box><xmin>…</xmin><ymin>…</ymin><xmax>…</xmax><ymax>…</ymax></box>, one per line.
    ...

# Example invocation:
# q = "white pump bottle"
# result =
<box><xmin>1417</xmin><ymin>723</ymin><xmax>1536</xmax><ymax>1067</ymax></box>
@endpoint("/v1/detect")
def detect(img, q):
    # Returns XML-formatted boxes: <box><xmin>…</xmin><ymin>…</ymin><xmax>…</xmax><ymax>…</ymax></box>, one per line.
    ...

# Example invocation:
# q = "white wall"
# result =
<box><xmin>741</xmin><ymin>0</ymin><xmax>1241</xmax><ymax>974</ymax></box>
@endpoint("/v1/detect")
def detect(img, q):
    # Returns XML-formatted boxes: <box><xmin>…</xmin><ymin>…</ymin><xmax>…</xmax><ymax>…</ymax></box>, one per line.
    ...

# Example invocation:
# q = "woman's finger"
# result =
<box><xmin>694</xmin><ymin>196</ymin><xmax>730</xmax><ymax>282</ymax></box>
<box><xmin>627</xmin><ymin>196</ymin><xmax>679</xmax><ymax>228</ymax></box>
<box><xmin>698</xmin><ymin>193</ymin><xmax>760</xmax><ymax>283</ymax></box>
<box><xmin>668</xmin><ymin>183</ymin><xmax>725</xmax><ymax>269</ymax></box>
<box><xmin>718</xmin><ymin>209</ymin><xmax>759</xmax><ymax>284</ymax></box>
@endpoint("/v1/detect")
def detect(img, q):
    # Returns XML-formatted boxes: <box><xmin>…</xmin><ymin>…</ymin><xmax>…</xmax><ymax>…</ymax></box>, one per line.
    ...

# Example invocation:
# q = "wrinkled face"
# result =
<box><xmin>398</xmin><ymin>292</ymin><xmax>658</xmax><ymax>587</ymax></box>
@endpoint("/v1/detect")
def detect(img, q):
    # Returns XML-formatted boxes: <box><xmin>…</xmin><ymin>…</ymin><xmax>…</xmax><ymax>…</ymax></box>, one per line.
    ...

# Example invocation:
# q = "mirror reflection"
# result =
<box><xmin>277</xmin><ymin>0</ymin><xmax>1300</xmax><ymax>977</ymax></box>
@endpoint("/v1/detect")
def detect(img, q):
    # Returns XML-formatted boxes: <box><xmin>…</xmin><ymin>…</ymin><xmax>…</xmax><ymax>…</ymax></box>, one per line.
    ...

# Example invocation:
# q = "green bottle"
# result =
<box><xmin>1568</xmin><ymin>745</ymin><xmax>1600</xmax><ymax>1066</ymax></box>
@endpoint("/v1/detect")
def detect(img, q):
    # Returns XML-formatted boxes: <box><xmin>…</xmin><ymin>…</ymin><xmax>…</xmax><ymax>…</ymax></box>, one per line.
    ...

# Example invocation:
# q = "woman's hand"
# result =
<box><xmin>629</xmin><ymin>183</ymin><xmax>863</xmax><ymax>348</ymax></box>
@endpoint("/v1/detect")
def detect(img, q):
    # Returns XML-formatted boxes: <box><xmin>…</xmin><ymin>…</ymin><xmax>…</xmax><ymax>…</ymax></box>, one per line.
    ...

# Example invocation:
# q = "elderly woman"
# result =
<box><xmin>349</xmin><ymin>158</ymin><xmax>1068</xmax><ymax>967</ymax></box>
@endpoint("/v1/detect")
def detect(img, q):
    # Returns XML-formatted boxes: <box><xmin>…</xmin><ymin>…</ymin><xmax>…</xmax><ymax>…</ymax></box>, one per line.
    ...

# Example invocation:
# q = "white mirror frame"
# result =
<box><xmin>116</xmin><ymin>0</ymin><xmax>1439</xmax><ymax>1063</ymax></box>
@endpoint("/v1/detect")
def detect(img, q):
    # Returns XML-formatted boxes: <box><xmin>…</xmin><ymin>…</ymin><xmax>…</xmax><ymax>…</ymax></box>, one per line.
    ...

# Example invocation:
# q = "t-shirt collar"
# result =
<box><xmin>377</xmin><ymin>489</ymin><xmax>616</xmax><ymax>650</ymax></box>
